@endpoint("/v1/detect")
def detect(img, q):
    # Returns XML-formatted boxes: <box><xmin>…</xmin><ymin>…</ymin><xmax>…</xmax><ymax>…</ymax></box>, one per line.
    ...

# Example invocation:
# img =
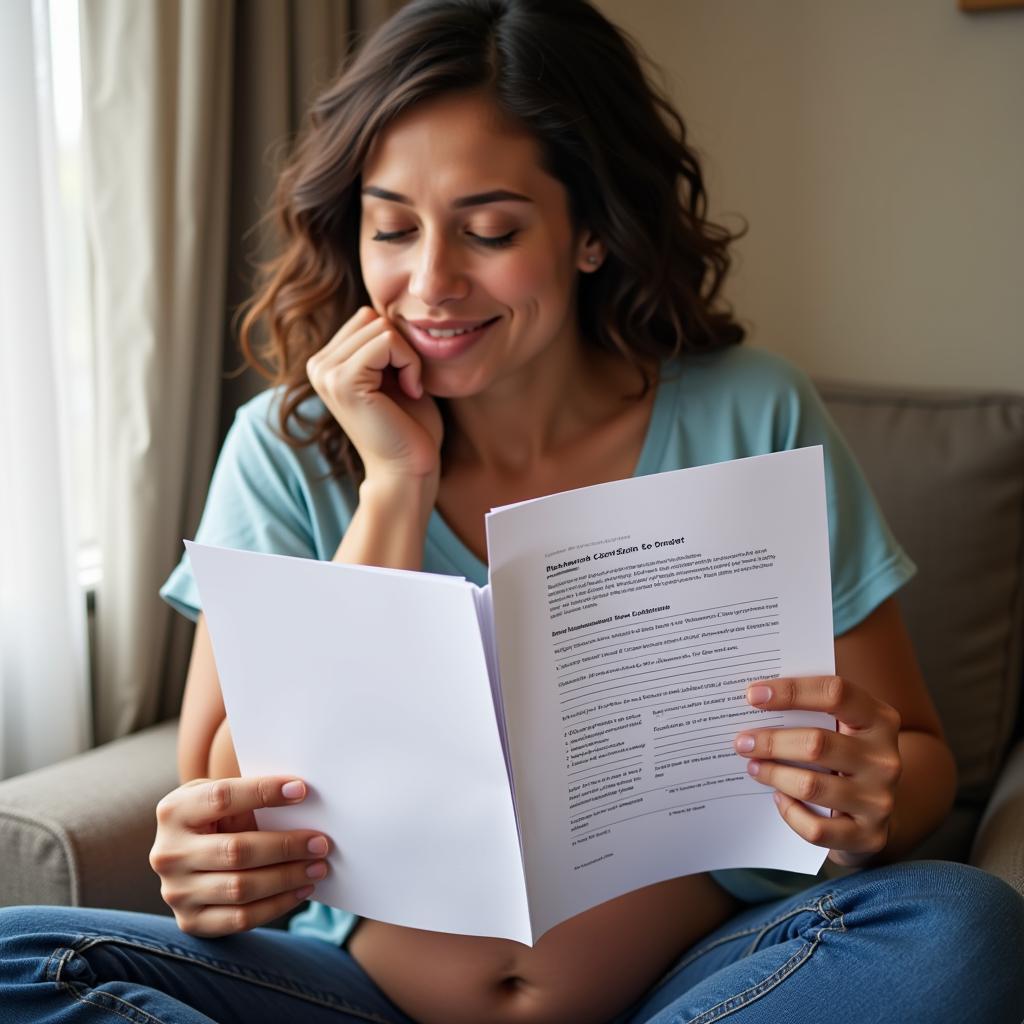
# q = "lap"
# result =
<box><xmin>617</xmin><ymin>859</ymin><xmax>1024</xmax><ymax>1024</ymax></box>
<box><xmin>0</xmin><ymin>904</ymin><xmax>413</xmax><ymax>1024</ymax></box>
<box><xmin>3</xmin><ymin>864</ymin><xmax>1023</xmax><ymax>1024</ymax></box>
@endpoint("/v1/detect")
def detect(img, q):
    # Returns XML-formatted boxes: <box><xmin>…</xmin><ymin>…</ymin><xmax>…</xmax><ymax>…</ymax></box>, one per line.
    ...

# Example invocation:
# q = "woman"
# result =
<box><xmin>2</xmin><ymin>1</ymin><xmax>1023</xmax><ymax>1021</ymax></box>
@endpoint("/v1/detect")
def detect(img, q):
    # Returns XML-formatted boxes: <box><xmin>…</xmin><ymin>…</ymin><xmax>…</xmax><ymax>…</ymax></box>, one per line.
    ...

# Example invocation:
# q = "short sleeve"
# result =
<box><xmin>776</xmin><ymin>363</ymin><xmax>917</xmax><ymax>635</ymax></box>
<box><xmin>159</xmin><ymin>391</ymin><xmax>319</xmax><ymax>621</ymax></box>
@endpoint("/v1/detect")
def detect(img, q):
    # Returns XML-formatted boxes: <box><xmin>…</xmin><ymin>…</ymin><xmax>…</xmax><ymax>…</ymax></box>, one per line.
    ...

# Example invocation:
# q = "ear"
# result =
<box><xmin>573</xmin><ymin>230</ymin><xmax>606</xmax><ymax>273</ymax></box>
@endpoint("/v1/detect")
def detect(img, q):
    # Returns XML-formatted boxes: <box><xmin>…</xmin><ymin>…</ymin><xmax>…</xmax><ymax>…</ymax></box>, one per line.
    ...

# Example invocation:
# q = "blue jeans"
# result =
<box><xmin>1</xmin><ymin>861</ymin><xmax>1022</xmax><ymax>1023</ymax></box>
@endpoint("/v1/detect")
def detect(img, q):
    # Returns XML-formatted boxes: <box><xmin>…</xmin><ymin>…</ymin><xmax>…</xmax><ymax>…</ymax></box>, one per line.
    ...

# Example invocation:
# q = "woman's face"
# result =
<box><xmin>358</xmin><ymin>90</ymin><xmax>602</xmax><ymax>398</ymax></box>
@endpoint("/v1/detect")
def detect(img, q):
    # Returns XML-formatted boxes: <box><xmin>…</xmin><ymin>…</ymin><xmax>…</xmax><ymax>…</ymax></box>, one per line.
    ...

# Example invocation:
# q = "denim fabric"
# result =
<box><xmin>0</xmin><ymin>906</ymin><xmax>415</xmax><ymax>1024</ymax></box>
<box><xmin>612</xmin><ymin>860</ymin><xmax>1024</xmax><ymax>1023</ymax></box>
<box><xmin>2</xmin><ymin>860</ymin><xmax>1022</xmax><ymax>1024</ymax></box>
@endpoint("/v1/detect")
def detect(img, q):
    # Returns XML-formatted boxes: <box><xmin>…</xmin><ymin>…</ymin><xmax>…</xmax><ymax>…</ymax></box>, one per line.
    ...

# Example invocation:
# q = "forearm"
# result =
<box><xmin>333</xmin><ymin>475</ymin><xmax>437</xmax><ymax>570</ymax></box>
<box><xmin>207</xmin><ymin>717</ymin><xmax>241</xmax><ymax>778</ymax></box>
<box><xmin>864</xmin><ymin>729</ymin><xmax>958</xmax><ymax>866</ymax></box>
<box><xmin>177</xmin><ymin>615</ymin><xmax>231</xmax><ymax>784</ymax></box>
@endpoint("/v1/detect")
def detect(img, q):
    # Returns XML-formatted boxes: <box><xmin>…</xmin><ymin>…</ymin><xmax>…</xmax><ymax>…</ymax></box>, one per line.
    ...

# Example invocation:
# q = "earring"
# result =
<box><xmin>587</xmin><ymin>256</ymin><xmax>598</xmax><ymax>265</ymax></box>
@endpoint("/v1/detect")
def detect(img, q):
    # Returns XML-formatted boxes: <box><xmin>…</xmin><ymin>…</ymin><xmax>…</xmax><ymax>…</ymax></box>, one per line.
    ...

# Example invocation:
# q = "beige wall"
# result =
<box><xmin>594</xmin><ymin>0</ymin><xmax>1024</xmax><ymax>391</ymax></box>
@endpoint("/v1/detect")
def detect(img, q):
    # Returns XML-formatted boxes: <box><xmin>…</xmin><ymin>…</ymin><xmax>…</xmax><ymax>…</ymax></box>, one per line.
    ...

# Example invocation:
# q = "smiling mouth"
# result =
<box><xmin>410</xmin><ymin>316</ymin><xmax>500</xmax><ymax>337</ymax></box>
<box><xmin>404</xmin><ymin>316</ymin><xmax>501</xmax><ymax>359</ymax></box>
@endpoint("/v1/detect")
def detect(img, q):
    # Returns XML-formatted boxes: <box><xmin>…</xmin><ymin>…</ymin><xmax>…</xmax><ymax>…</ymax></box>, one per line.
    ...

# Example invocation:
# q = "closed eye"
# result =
<box><xmin>371</xmin><ymin>229</ymin><xmax>518</xmax><ymax>249</ymax></box>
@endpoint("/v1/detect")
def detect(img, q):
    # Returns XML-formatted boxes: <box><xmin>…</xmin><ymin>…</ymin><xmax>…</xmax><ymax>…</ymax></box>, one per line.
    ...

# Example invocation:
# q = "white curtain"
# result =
<box><xmin>0</xmin><ymin>0</ymin><xmax>91</xmax><ymax>778</ymax></box>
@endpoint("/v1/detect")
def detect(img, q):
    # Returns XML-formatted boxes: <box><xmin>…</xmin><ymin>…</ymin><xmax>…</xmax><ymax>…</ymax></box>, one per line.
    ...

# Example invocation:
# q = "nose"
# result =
<box><xmin>407</xmin><ymin>230</ymin><xmax>469</xmax><ymax>307</ymax></box>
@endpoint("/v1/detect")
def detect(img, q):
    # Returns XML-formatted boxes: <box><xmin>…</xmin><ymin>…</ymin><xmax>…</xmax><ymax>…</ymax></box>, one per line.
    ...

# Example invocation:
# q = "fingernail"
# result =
<box><xmin>282</xmin><ymin>781</ymin><xmax>305</xmax><ymax>800</ymax></box>
<box><xmin>306</xmin><ymin>861</ymin><xmax>328</xmax><ymax>879</ymax></box>
<box><xmin>748</xmin><ymin>685</ymin><xmax>773</xmax><ymax>705</ymax></box>
<box><xmin>307</xmin><ymin>836</ymin><xmax>328</xmax><ymax>856</ymax></box>
<box><xmin>773</xmin><ymin>792</ymin><xmax>783</xmax><ymax>807</ymax></box>
<box><xmin>295</xmin><ymin>885</ymin><xmax>315</xmax><ymax>901</ymax></box>
<box><xmin>735</xmin><ymin>734</ymin><xmax>755</xmax><ymax>752</ymax></box>
<box><xmin>747</xmin><ymin>760</ymin><xmax>761</xmax><ymax>777</ymax></box>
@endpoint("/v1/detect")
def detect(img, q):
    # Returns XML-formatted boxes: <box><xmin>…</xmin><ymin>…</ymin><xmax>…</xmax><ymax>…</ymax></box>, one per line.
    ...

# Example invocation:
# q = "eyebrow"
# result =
<box><xmin>361</xmin><ymin>185</ymin><xmax>533</xmax><ymax>209</ymax></box>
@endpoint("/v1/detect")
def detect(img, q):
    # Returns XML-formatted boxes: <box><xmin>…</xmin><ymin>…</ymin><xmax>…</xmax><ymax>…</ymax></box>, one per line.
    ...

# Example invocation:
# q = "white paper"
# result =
<box><xmin>186</xmin><ymin>543</ymin><xmax>531</xmax><ymax>943</ymax></box>
<box><xmin>485</xmin><ymin>446</ymin><xmax>835</xmax><ymax>942</ymax></box>
<box><xmin>187</xmin><ymin>445</ymin><xmax>836</xmax><ymax>947</ymax></box>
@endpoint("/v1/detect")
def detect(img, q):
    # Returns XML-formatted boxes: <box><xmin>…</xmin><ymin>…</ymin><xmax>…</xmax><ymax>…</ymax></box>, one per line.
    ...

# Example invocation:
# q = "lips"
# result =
<box><xmin>406</xmin><ymin>317</ymin><xmax>500</xmax><ymax>331</ymax></box>
<box><xmin>403</xmin><ymin>316</ymin><xmax>501</xmax><ymax>360</ymax></box>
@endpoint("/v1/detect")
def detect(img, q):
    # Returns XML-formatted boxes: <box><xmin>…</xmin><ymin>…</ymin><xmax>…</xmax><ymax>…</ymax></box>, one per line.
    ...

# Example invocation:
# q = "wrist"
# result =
<box><xmin>358</xmin><ymin>472</ymin><xmax>438</xmax><ymax>526</ymax></box>
<box><xmin>331</xmin><ymin>473</ymin><xmax>438</xmax><ymax>571</ymax></box>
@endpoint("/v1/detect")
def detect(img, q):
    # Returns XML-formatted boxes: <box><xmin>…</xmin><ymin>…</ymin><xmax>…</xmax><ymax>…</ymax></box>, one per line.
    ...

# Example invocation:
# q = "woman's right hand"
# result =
<box><xmin>306</xmin><ymin>306</ymin><xmax>444</xmax><ymax>484</ymax></box>
<box><xmin>149</xmin><ymin>776</ymin><xmax>330</xmax><ymax>937</ymax></box>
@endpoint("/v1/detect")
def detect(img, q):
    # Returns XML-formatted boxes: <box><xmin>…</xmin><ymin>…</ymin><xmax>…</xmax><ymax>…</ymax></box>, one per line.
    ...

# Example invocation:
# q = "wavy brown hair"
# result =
<box><xmin>239</xmin><ymin>0</ymin><xmax>747</xmax><ymax>481</ymax></box>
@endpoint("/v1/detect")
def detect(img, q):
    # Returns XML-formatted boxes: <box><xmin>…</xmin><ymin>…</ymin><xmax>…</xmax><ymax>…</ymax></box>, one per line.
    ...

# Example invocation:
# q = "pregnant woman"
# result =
<box><xmin>2</xmin><ymin>2</ymin><xmax>1023</xmax><ymax>1021</ymax></box>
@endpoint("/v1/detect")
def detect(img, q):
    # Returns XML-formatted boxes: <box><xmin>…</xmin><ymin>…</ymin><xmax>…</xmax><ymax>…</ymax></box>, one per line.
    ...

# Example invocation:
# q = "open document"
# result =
<box><xmin>188</xmin><ymin>445</ymin><xmax>835</xmax><ymax>947</ymax></box>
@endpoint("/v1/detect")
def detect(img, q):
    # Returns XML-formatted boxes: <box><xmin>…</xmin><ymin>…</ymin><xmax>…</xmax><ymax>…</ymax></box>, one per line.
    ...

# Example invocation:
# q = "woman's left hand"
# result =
<box><xmin>733</xmin><ymin>676</ymin><xmax>903</xmax><ymax>867</ymax></box>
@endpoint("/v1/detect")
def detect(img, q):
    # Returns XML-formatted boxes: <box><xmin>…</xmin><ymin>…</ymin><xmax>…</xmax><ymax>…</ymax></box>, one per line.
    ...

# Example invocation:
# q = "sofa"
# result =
<box><xmin>1</xmin><ymin>375</ymin><xmax>1022</xmax><ymax>915</ymax></box>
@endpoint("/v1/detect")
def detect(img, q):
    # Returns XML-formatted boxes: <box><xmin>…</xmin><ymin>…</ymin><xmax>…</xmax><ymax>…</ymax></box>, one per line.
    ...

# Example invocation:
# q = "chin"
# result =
<box><xmin>420</xmin><ymin>362</ymin><xmax>496</xmax><ymax>400</ymax></box>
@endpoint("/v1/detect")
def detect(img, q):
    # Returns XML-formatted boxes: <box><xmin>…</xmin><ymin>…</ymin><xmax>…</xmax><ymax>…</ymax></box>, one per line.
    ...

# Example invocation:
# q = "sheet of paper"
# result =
<box><xmin>485</xmin><ymin>447</ymin><xmax>835</xmax><ymax>942</ymax></box>
<box><xmin>187</xmin><ymin>542</ymin><xmax>531</xmax><ymax>943</ymax></box>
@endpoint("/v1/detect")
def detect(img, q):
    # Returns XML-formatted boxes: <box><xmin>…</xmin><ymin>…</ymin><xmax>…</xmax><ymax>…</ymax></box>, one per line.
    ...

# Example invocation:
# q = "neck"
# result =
<box><xmin>444</xmin><ymin>340</ymin><xmax>648</xmax><ymax>478</ymax></box>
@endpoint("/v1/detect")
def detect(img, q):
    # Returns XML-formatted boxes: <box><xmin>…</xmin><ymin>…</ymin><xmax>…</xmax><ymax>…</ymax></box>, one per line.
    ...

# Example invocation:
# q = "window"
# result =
<box><xmin>47</xmin><ymin>0</ymin><xmax>98</xmax><ymax>587</ymax></box>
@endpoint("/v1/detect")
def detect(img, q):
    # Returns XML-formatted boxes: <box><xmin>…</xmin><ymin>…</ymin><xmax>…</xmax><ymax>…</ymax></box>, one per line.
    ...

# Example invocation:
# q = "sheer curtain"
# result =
<box><xmin>0</xmin><ymin>0</ymin><xmax>91</xmax><ymax>778</ymax></box>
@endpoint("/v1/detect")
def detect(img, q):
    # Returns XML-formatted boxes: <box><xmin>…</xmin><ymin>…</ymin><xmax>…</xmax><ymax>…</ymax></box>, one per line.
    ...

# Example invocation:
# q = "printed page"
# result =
<box><xmin>187</xmin><ymin>543</ymin><xmax>531</xmax><ymax>944</ymax></box>
<box><xmin>484</xmin><ymin>447</ymin><xmax>835</xmax><ymax>943</ymax></box>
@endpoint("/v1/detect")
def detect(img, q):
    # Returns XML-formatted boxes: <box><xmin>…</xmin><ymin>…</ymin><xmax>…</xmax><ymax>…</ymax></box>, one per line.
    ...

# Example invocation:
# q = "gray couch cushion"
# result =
<box><xmin>0</xmin><ymin>719</ymin><xmax>178</xmax><ymax>913</ymax></box>
<box><xmin>819</xmin><ymin>381</ymin><xmax>1024</xmax><ymax>807</ymax></box>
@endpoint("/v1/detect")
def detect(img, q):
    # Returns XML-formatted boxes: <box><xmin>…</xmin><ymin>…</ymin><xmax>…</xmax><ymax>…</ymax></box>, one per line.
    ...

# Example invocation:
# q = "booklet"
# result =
<box><xmin>187</xmin><ymin>445</ymin><xmax>836</xmax><ymax>947</ymax></box>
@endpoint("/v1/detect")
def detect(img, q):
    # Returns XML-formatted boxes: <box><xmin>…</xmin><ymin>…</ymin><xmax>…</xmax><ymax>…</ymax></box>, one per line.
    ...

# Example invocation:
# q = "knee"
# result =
<box><xmin>0</xmin><ymin>903</ymin><xmax>84</xmax><ymax>936</ymax></box>
<box><xmin>871</xmin><ymin>861</ymin><xmax>1024</xmax><ymax>1017</ymax></box>
<box><xmin>0</xmin><ymin>903</ymin><xmax>63</xmax><ymax>945</ymax></box>
<box><xmin>890</xmin><ymin>860</ymin><xmax>1024</xmax><ymax>941</ymax></box>
<box><xmin>0</xmin><ymin>905</ymin><xmax>120</xmax><ymax>973</ymax></box>
<box><xmin>0</xmin><ymin>904</ymin><xmax>157</xmax><ymax>1005</ymax></box>
<box><xmin>0</xmin><ymin>905</ymin><xmax>70</xmax><ymax>987</ymax></box>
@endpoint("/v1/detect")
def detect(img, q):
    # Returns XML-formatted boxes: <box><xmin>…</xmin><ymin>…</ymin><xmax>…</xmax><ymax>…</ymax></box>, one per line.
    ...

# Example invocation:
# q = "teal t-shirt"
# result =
<box><xmin>160</xmin><ymin>345</ymin><xmax>916</xmax><ymax>942</ymax></box>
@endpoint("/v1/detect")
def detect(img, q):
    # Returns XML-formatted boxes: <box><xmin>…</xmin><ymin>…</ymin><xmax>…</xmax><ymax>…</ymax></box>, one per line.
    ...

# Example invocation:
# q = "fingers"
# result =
<box><xmin>302</xmin><ymin>307</ymin><xmax>442</xmax><ymax>478</ymax></box>
<box><xmin>308</xmin><ymin>307</ymin><xmax>379</xmax><ymax>374</ymax></box>
<box><xmin>740</xmin><ymin>675</ymin><xmax>902</xmax><ymax>862</ymax></box>
<box><xmin>175</xmin><ymin>883</ymin><xmax>319</xmax><ymax>939</ymax></box>
<box><xmin>744</xmin><ymin>758</ymin><xmax>892</xmax><ymax>817</ymax></box>
<box><xmin>310</xmin><ymin>305</ymin><xmax>378</xmax><ymax>365</ymax></box>
<box><xmin>733</xmin><ymin>726</ymin><xmax>859</xmax><ymax>774</ymax></box>
<box><xmin>352</xmin><ymin>328</ymin><xmax>423</xmax><ymax>400</ymax></box>
<box><xmin>150</xmin><ymin>777</ymin><xmax>333</xmax><ymax>938</ymax></box>
<box><xmin>746</xmin><ymin>676</ymin><xmax>901</xmax><ymax>734</ymax></box>
<box><xmin>734</xmin><ymin>725</ymin><xmax>901</xmax><ymax>783</ymax></box>
<box><xmin>772</xmin><ymin>792</ymin><xmax>890</xmax><ymax>859</ymax></box>
<box><xmin>308</xmin><ymin>307</ymin><xmax>423</xmax><ymax>401</ymax></box>
<box><xmin>181</xmin><ymin>829</ymin><xmax>331</xmax><ymax>873</ymax></box>
<box><xmin>161</xmin><ymin>855</ymin><xmax>327</xmax><ymax>921</ymax></box>
<box><xmin>157</xmin><ymin>776</ymin><xmax>308</xmax><ymax>831</ymax></box>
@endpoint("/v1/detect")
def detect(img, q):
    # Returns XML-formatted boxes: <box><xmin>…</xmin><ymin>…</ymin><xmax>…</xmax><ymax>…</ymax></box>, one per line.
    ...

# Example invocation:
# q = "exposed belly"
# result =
<box><xmin>346</xmin><ymin>873</ymin><xmax>739</xmax><ymax>1024</ymax></box>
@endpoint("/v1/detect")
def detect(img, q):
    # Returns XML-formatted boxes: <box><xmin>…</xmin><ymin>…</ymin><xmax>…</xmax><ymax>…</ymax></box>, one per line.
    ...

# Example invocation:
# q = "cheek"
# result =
<box><xmin>359</xmin><ymin>243</ymin><xmax>404</xmax><ymax>306</ymax></box>
<box><xmin>488</xmin><ymin>253</ymin><xmax>564</xmax><ymax>310</ymax></box>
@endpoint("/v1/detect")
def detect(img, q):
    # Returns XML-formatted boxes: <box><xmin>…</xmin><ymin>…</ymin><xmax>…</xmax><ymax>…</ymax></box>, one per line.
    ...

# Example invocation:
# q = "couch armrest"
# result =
<box><xmin>970</xmin><ymin>738</ymin><xmax>1024</xmax><ymax>898</ymax></box>
<box><xmin>0</xmin><ymin>719</ymin><xmax>179</xmax><ymax>914</ymax></box>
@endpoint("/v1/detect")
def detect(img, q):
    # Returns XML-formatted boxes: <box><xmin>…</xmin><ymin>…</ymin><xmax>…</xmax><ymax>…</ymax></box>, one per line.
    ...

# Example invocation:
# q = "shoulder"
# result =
<box><xmin>231</xmin><ymin>386</ymin><xmax>327</xmax><ymax>441</ymax></box>
<box><xmin>662</xmin><ymin>344</ymin><xmax>813</xmax><ymax>400</ymax></box>
<box><xmin>659</xmin><ymin>345</ymin><xmax>822</xmax><ymax>448</ymax></box>
<box><xmin>214</xmin><ymin>387</ymin><xmax>337</xmax><ymax>507</ymax></box>
<box><xmin>224</xmin><ymin>387</ymin><xmax>331</xmax><ymax>469</ymax></box>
